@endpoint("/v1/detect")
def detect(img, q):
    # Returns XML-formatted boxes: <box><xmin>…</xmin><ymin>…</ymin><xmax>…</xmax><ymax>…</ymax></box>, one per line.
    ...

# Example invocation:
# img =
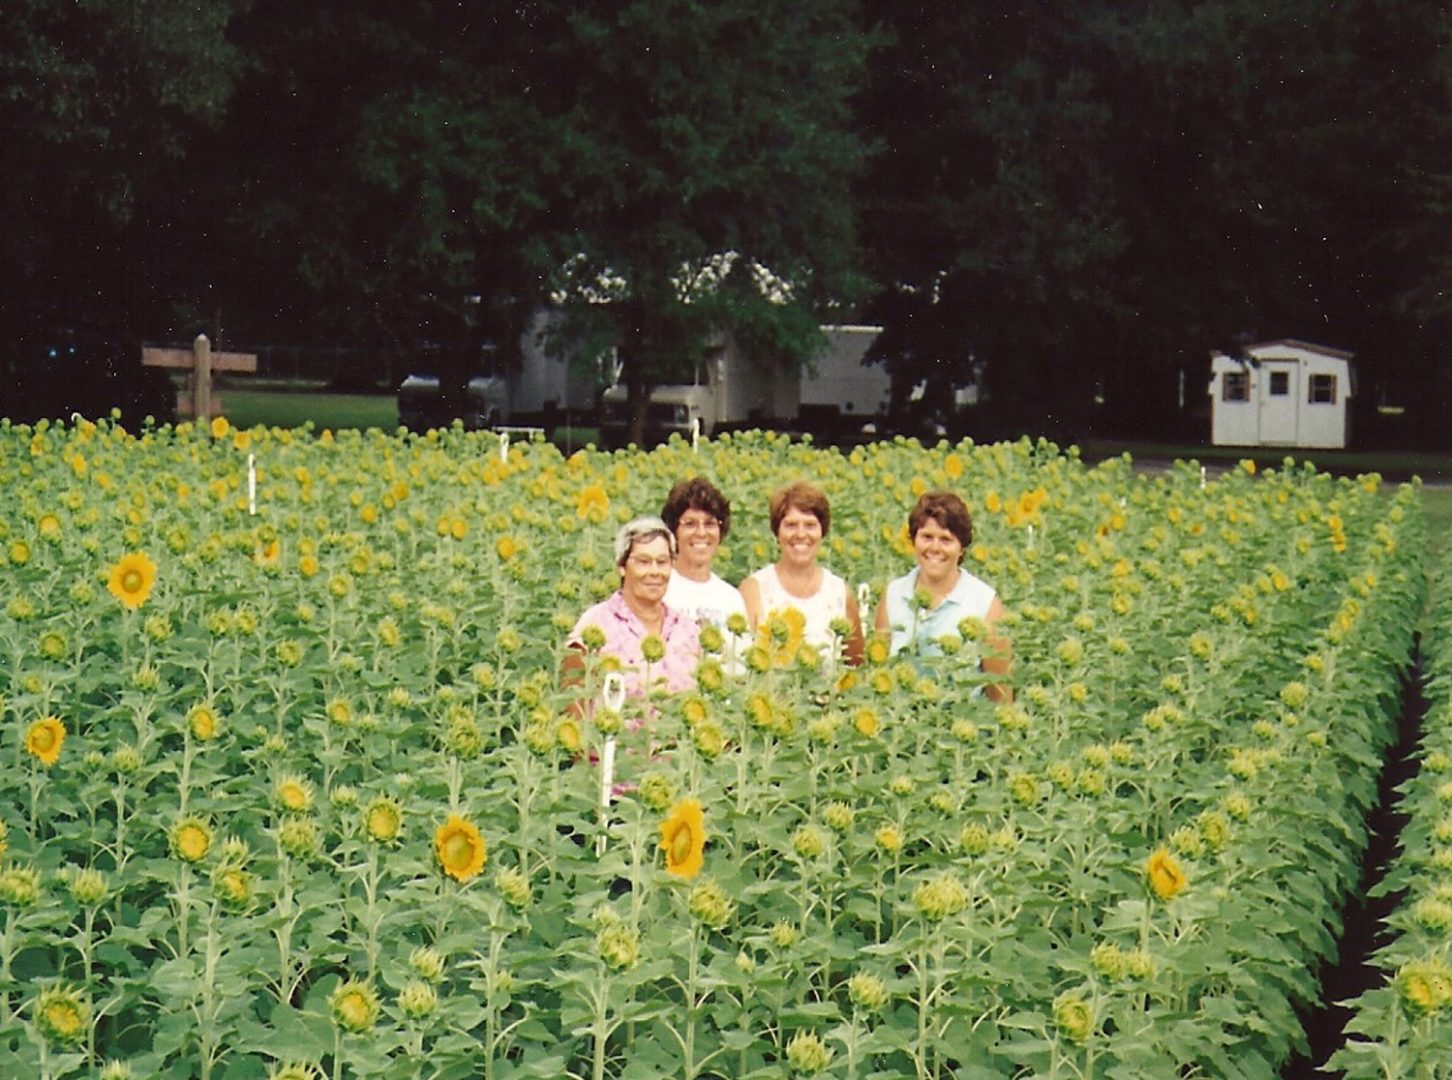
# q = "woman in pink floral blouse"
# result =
<box><xmin>565</xmin><ymin>516</ymin><xmax>701</xmax><ymax>697</ymax></box>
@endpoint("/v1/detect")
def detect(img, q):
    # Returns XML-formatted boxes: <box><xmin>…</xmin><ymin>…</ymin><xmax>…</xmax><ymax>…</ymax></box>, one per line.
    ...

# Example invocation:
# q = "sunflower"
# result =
<box><xmin>364</xmin><ymin>797</ymin><xmax>404</xmax><ymax>844</ymax></box>
<box><xmin>660</xmin><ymin>798</ymin><xmax>706</xmax><ymax>879</ymax></box>
<box><xmin>188</xmin><ymin>704</ymin><xmax>221</xmax><ymax>742</ymax></box>
<box><xmin>25</xmin><ymin>716</ymin><xmax>66</xmax><ymax>766</ymax></box>
<box><xmin>210</xmin><ymin>415</ymin><xmax>230</xmax><ymax>440</ymax></box>
<box><xmin>1146</xmin><ymin>847</ymin><xmax>1187</xmax><ymax>901</ymax></box>
<box><xmin>33</xmin><ymin>985</ymin><xmax>89</xmax><ymax>1047</ymax></box>
<box><xmin>170</xmin><ymin>817</ymin><xmax>213</xmax><ymax>863</ymax></box>
<box><xmin>329</xmin><ymin>978</ymin><xmax>380</xmax><ymax>1033</ymax></box>
<box><xmin>106</xmin><ymin>552</ymin><xmax>157</xmax><ymax>610</ymax></box>
<box><xmin>434</xmin><ymin>813</ymin><xmax>487</xmax><ymax>882</ymax></box>
<box><xmin>275</xmin><ymin>774</ymin><xmax>314</xmax><ymax>813</ymax></box>
<box><xmin>576</xmin><ymin>483</ymin><xmax>609</xmax><ymax>522</ymax></box>
<box><xmin>256</xmin><ymin>538</ymin><xmax>282</xmax><ymax>567</ymax></box>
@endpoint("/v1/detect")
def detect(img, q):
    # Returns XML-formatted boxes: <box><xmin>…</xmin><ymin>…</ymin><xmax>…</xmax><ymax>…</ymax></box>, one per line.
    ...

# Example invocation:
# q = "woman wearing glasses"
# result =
<box><xmin>565</xmin><ymin>516</ymin><xmax>701</xmax><ymax>697</ymax></box>
<box><xmin>660</xmin><ymin>476</ymin><xmax>748</xmax><ymax>633</ymax></box>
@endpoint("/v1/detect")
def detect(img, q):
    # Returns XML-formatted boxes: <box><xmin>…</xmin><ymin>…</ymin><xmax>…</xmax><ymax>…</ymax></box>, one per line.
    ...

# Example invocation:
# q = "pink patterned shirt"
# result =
<box><xmin>568</xmin><ymin>592</ymin><xmax>700</xmax><ymax>697</ymax></box>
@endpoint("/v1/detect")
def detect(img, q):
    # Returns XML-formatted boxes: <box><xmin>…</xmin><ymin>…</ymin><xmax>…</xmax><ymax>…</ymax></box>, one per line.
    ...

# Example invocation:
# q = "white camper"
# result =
<box><xmin>1209</xmin><ymin>339</ymin><xmax>1354</xmax><ymax>449</ymax></box>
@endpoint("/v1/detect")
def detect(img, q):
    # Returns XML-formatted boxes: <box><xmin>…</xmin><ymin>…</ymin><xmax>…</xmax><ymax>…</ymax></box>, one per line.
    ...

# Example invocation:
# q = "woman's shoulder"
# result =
<box><xmin>745</xmin><ymin>564</ymin><xmax>778</xmax><ymax>588</ymax></box>
<box><xmin>950</xmin><ymin>569</ymin><xmax>997</xmax><ymax>609</ymax></box>
<box><xmin>885</xmin><ymin>567</ymin><xmax>918</xmax><ymax>594</ymax></box>
<box><xmin>818</xmin><ymin>566</ymin><xmax>849</xmax><ymax>601</ymax></box>
<box><xmin>569</xmin><ymin>593</ymin><xmax>618</xmax><ymax>638</ymax></box>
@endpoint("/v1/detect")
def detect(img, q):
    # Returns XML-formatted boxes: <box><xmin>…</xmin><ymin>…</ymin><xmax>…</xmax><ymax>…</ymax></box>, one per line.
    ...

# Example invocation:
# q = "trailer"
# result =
<box><xmin>599</xmin><ymin>326</ymin><xmax>885</xmax><ymax>447</ymax></box>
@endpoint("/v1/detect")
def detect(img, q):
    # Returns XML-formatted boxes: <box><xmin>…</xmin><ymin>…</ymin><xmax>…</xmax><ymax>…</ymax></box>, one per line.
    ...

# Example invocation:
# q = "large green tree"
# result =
<box><xmin>213</xmin><ymin>3</ymin><xmax>552</xmax><ymax>364</ymax></box>
<box><xmin>531</xmin><ymin>0</ymin><xmax>873</xmax><ymax>443</ymax></box>
<box><xmin>0</xmin><ymin>0</ymin><xmax>247</xmax><ymax>337</ymax></box>
<box><xmin>860</xmin><ymin>0</ymin><xmax>1433</xmax><ymax>439</ymax></box>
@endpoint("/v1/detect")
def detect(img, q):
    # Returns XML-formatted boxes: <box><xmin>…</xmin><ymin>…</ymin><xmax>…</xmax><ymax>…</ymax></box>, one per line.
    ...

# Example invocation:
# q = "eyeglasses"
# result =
<box><xmin>676</xmin><ymin>514</ymin><xmax>720</xmax><ymax>533</ymax></box>
<box><xmin>625</xmin><ymin>554</ymin><xmax>673</xmax><ymax>571</ymax></box>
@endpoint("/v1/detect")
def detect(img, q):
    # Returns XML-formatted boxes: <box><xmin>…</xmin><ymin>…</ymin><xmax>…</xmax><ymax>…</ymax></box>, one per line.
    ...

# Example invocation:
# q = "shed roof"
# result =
<box><xmin>1211</xmin><ymin>339</ymin><xmax>1354</xmax><ymax>361</ymax></box>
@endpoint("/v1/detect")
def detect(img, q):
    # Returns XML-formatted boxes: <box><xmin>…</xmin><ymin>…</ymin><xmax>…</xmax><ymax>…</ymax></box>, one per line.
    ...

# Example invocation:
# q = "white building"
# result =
<box><xmin>1208</xmin><ymin>339</ymin><xmax>1354</xmax><ymax>449</ymax></box>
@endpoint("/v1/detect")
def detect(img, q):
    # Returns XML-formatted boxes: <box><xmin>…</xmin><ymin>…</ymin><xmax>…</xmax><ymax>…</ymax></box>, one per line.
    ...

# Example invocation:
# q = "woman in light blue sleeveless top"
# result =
<box><xmin>875</xmin><ymin>491</ymin><xmax>1012</xmax><ymax>701</ymax></box>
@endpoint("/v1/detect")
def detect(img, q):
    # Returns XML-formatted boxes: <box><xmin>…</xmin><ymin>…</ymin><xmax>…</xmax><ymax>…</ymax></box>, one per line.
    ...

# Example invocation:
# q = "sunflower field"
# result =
<box><xmin>1330</xmin><ymin>537</ymin><xmax>1452</xmax><ymax>1078</ymax></box>
<box><xmin>0</xmin><ymin>417</ymin><xmax>1432</xmax><ymax>1079</ymax></box>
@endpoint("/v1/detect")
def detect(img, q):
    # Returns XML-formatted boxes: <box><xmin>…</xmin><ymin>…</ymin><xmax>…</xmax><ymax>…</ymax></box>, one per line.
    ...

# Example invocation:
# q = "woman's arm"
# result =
<box><xmin>843</xmin><ymin>591</ymin><xmax>865</xmax><ymax>667</ymax></box>
<box><xmin>981</xmin><ymin>595</ymin><xmax>1013</xmax><ymax>702</ymax></box>
<box><xmin>739</xmin><ymin>575</ymin><xmax>762</xmax><ymax>631</ymax></box>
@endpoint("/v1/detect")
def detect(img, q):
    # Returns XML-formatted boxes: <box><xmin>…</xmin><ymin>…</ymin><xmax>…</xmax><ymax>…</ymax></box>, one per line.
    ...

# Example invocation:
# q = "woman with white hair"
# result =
<box><xmin>564</xmin><ymin>516</ymin><xmax>701</xmax><ymax>696</ymax></box>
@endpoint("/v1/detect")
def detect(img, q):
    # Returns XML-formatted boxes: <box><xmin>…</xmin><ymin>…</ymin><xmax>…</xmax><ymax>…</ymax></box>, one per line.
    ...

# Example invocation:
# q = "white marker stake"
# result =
<box><xmin>500</xmin><ymin>431</ymin><xmax>510</xmax><ymax>464</ymax></box>
<box><xmin>247</xmin><ymin>454</ymin><xmax>257</xmax><ymax>516</ymax></box>
<box><xmin>1201</xmin><ymin>466</ymin><xmax>1207</xmax><ymax>490</ymax></box>
<box><xmin>856</xmin><ymin>581</ymin><xmax>871</xmax><ymax>614</ymax></box>
<box><xmin>597</xmin><ymin>672</ymin><xmax>627</xmax><ymax>855</ymax></box>
<box><xmin>691</xmin><ymin>416</ymin><xmax>700</xmax><ymax>454</ymax></box>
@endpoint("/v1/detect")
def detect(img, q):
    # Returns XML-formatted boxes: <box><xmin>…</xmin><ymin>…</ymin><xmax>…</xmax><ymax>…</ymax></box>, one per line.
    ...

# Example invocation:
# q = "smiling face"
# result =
<box><xmin>776</xmin><ymin>505</ymin><xmax>824</xmax><ymax>568</ymax></box>
<box><xmin>913</xmin><ymin>516</ymin><xmax>964</xmax><ymax>584</ymax></box>
<box><xmin>673</xmin><ymin>509</ymin><xmax>721</xmax><ymax>577</ymax></box>
<box><xmin>620</xmin><ymin>534</ymin><xmax>675</xmax><ymax>607</ymax></box>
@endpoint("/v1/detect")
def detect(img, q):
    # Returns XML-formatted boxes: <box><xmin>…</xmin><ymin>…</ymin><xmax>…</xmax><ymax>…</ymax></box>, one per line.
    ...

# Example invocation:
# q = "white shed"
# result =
<box><xmin>1208</xmin><ymin>339</ymin><xmax>1354</xmax><ymax>449</ymax></box>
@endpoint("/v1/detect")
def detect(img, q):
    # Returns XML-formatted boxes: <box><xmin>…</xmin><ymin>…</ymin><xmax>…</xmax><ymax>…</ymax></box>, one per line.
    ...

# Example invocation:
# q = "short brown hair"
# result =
<box><xmin>769</xmin><ymin>481</ymin><xmax>831</xmax><ymax>537</ymax></box>
<box><xmin>908</xmin><ymin>491</ymin><xmax>972</xmax><ymax>551</ymax></box>
<box><xmin>661</xmin><ymin>476</ymin><xmax>731</xmax><ymax>538</ymax></box>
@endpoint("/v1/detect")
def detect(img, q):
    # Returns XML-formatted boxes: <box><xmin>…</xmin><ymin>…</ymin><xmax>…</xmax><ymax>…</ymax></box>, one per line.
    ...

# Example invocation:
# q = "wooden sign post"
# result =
<box><xmin>142</xmin><ymin>334</ymin><xmax>257</xmax><ymax>420</ymax></box>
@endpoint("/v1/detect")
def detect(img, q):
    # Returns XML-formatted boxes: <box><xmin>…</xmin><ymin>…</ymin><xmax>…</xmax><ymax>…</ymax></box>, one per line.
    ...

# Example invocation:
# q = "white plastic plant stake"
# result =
<box><xmin>248</xmin><ymin>453</ymin><xmax>257</xmax><ymax>516</ymax></box>
<box><xmin>1200</xmin><ymin>465</ymin><xmax>1207</xmax><ymax>490</ymax></box>
<box><xmin>856</xmin><ymin>582</ymin><xmax>871</xmax><ymax>615</ymax></box>
<box><xmin>691</xmin><ymin>415</ymin><xmax>700</xmax><ymax>454</ymax></box>
<box><xmin>597</xmin><ymin>671</ymin><xmax>627</xmax><ymax>855</ymax></box>
<box><xmin>500</xmin><ymin>431</ymin><xmax>510</xmax><ymax>464</ymax></box>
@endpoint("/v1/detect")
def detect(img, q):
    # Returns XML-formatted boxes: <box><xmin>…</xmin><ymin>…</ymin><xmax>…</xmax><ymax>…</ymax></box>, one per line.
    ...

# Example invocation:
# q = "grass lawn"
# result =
<box><xmin>219</xmin><ymin>389</ymin><xmax>399</xmax><ymax>432</ymax></box>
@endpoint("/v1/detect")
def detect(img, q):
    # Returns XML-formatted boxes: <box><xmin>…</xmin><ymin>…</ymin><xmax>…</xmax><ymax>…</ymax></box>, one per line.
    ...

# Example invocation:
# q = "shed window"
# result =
<box><xmin>1222</xmin><ymin>371</ymin><xmax>1249</xmax><ymax>402</ymax></box>
<box><xmin>1268</xmin><ymin>371</ymin><xmax>1289</xmax><ymax>395</ymax></box>
<box><xmin>1308</xmin><ymin>374</ymin><xmax>1337</xmax><ymax>405</ymax></box>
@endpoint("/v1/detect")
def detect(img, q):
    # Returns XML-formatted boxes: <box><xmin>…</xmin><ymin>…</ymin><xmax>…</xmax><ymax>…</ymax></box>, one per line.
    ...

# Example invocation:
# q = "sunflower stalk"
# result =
<box><xmin>361</xmin><ymin>845</ymin><xmax>382</xmax><ymax>979</ymax></box>
<box><xmin>178</xmin><ymin>729</ymin><xmax>196</xmax><ymax>817</ymax></box>
<box><xmin>195</xmin><ymin>901</ymin><xmax>224</xmax><ymax>1080</ymax></box>
<box><xmin>271</xmin><ymin>851</ymin><xmax>303</xmax><ymax>1004</ymax></box>
<box><xmin>0</xmin><ymin>910</ymin><xmax>15</xmax><ymax>1024</ymax></box>
<box><xmin>170</xmin><ymin>863</ymin><xmax>194</xmax><ymax>961</ymax></box>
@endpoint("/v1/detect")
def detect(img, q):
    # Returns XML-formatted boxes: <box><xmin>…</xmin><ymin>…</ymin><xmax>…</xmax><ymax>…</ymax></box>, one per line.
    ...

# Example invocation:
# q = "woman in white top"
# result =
<box><xmin>740</xmin><ymin>481</ymin><xmax>864</xmax><ymax>666</ymax></box>
<box><xmin>875</xmin><ymin>490</ymin><xmax>1012</xmax><ymax>701</ymax></box>
<box><xmin>660</xmin><ymin>476</ymin><xmax>748</xmax><ymax>633</ymax></box>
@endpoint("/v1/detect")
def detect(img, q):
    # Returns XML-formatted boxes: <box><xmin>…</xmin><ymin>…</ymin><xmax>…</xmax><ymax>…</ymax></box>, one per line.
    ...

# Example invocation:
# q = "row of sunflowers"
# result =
<box><xmin>0</xmin><ymin>417</ymin><xmax>1430</xmax><ymax>1078</ymax></box>
<box><xmin>1330</xmin><ymin>534</ymin><xmax>1452</xmax><ymax>1077</ymax></box>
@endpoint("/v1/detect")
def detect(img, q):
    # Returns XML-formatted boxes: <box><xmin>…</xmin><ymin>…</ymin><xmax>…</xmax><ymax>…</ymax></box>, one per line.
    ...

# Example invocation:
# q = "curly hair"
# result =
<box><xmin>660</xmin><ymin>476</ymin><xmax>731</xmax><ymax>539</ymax></box>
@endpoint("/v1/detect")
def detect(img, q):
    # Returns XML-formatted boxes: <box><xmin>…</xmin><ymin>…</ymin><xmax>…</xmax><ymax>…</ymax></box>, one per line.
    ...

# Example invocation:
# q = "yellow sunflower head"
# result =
<box><xmin>187</xmin><ymin>704</ymin><xmax>221</xmax><ymax>742</ymax></box>
<box><xmin>364</xmin><ymin>797</ymin><xmax>404</xmax><ymax>844</ymax></box>
<box><xmin>328</xmin><ymin>978</ymin><xmax>380</xmax><ymax>1033</ymax></box>
<box><xmin>33</xmin><ymin>985</ymin><xmax>89</xmax><ymax>1047</ymax></box>
<box><xmin>660</xmin><ymin>798</ymin><xmax>706</xmax><ymax>879</ymax></box>
<box><xmin>170</xmin><ymin>817</ymin><xmax>213</xmax><ymax>863</ymax></box>
<box><xmin>25</xmin><ymin>716</ymin><xmax>66</xmax><ymax>766</ymax></box>
<box><xmin>1146</xmin><ymin>847</ymin><xmax>1187</xmax><ymax>902</ymax></box>
<box><xmin>434</xmin><ymin>813</ymin><xmax>486</xmax><ymax>882</ymax></box>
<box><xmin>106</xmin><ymin>551</ymin><xmax>157</xmax><ymax>611</ymax></box>
<box><xmin>274</xmin><ymin>774</ymin><xmax>314</xmax><ymax>813</ymax></box>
